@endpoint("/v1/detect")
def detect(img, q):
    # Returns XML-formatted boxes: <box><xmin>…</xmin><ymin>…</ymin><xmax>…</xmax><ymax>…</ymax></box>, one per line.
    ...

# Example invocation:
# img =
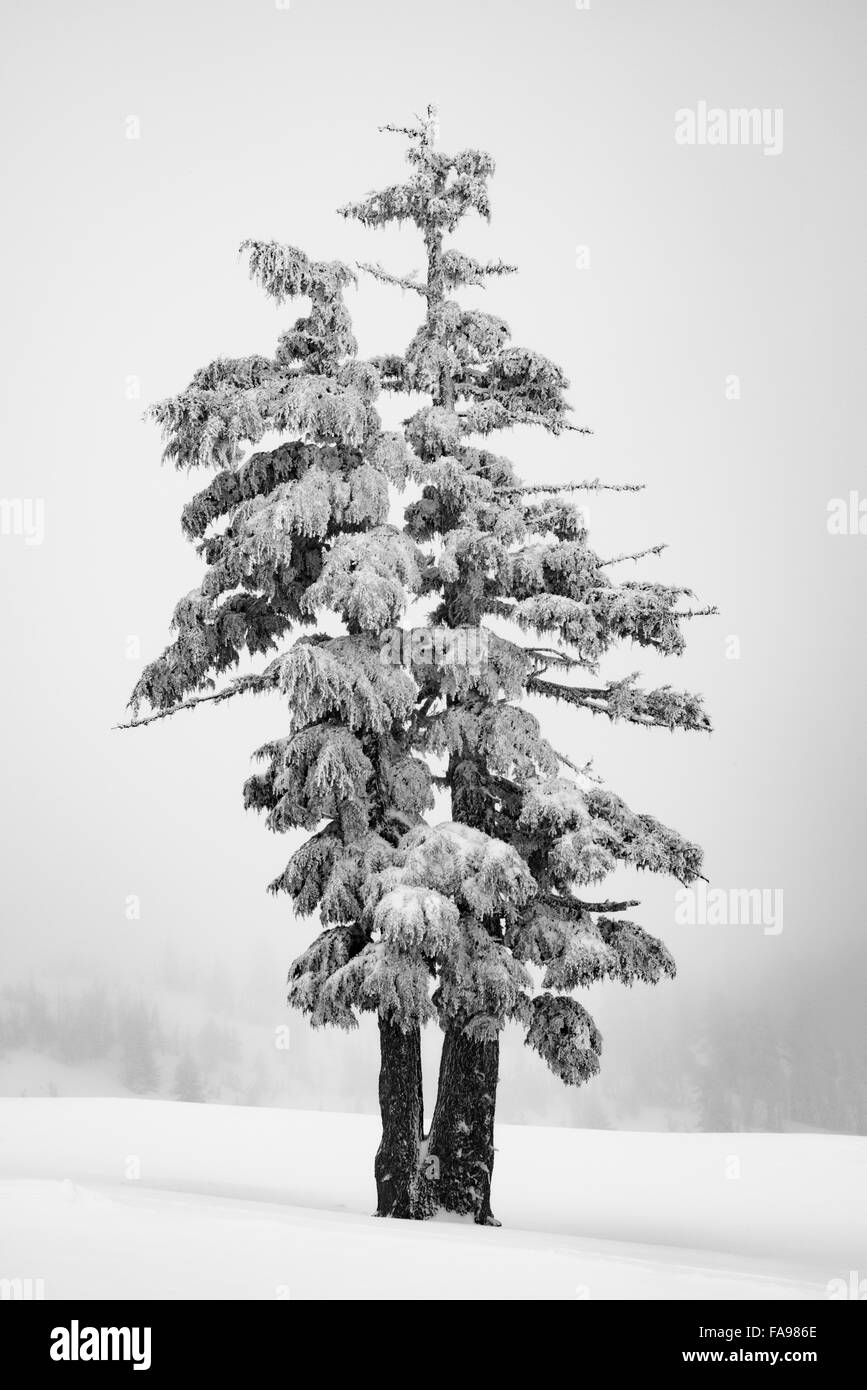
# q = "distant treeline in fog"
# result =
<box><xmin>1</xmin><ymin>948</ymin><xmax>864</xmax><ymax>1135</ymax></box>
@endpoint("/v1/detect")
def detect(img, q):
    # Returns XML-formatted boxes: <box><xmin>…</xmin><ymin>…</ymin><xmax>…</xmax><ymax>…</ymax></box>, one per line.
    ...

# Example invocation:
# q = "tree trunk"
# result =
<box><xmin>374</xmin><ymin>1016</ymin><xmax>424</xmax><ymax>1218</ymax></box>
<box><xmin>423</xmin><ymin>1021</ymin><xmax>501</xmax><ymax>1225</ymax></box>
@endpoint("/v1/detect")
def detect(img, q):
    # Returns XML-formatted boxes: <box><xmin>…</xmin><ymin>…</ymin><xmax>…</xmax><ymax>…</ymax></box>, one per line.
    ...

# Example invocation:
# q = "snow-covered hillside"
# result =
<box><xmin>1</xmin><ymin>1099</ymin><xmax>863</xmax><ymax>1299</ymax></box>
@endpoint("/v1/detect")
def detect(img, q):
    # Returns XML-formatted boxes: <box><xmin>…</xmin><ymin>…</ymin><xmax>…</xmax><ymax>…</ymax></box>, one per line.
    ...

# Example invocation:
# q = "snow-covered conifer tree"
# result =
<box><xmin>339</xmin><ymin>107</ymin><xmax>714</xmax><ymax>1223</ymax></box>
<box><xmin>124</xmin><ymin>112</ymin><xmax>713</xmax><ymax>1228</ymax></box>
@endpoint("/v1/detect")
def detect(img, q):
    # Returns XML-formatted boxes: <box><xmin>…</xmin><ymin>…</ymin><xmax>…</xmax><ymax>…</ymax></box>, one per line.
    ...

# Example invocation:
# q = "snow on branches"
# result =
<box><xmin>125</xmin><ymin>110</ymin><xmax>713</xmax><ymax>1106</ymax></box>
<box><xmin>522</xmin><ymin>994</ymin><xmax>602</xmax><ymax>1085</ymax></box>
<box><xmin>330</xmin><ymin>107</ymin><xmax>713</xmax><ymax>1091</ymax></box>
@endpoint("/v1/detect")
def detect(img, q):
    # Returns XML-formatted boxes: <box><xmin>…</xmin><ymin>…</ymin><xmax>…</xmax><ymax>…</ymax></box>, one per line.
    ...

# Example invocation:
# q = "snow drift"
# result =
<box><xmin>0</xmin><ymin>1099</ymin><xmax>863</xmax><ymax>1299</ymax></box>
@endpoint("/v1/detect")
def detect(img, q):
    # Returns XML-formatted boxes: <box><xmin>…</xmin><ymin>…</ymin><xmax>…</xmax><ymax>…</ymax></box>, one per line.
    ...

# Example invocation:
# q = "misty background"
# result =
<box><xmin>1</xmin><ymin>0</ymin><xmax>865</xmax><ymax>1133</ymax></box>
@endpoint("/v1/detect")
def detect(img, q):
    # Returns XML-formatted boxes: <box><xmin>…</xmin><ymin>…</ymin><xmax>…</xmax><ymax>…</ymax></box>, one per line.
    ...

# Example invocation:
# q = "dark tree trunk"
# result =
<box><xmin>423</xmin><ymin>1021</ymin><xmax>501</xmax><ymax>1225</ymax></box>
<box><xmin>416</xmin><ymin>752</ymin><xmax>504</xmax><ymax>1224</ymax></box>
<box><xmin>374</xmin><ymin>1016</ymin><xmax>424</xmax><ymax>1218</ymax></box>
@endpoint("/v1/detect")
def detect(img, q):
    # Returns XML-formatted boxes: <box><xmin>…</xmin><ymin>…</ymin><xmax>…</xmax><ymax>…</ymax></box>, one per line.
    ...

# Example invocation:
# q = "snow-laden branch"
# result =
<box><xmin>540</xmin><ymin>893</ymin><xmax>641</xmax><ymax>915</ymax></box>
<box><xmin>528</xmin><ymin>674</ymin><xmax>712</xmax><ymax>733</ymax></box>
<box><xmin>357</xmin><ymin>262</ymin><xmax>428</xmax><ymax>295</ymax></box>
<box><xmin>114</xmin><ymin>671</ymin><xmax>275</xmax><ymax>730</ymax></box>
<box><xmin>599</xmin><ymin>543</ymin><xmax>668</xmax><ymax>566</ymax></box>
<box><xmin>518</xmin><ymin>479</ymin><xmax>644</xmax><ymax>494</ymax></box>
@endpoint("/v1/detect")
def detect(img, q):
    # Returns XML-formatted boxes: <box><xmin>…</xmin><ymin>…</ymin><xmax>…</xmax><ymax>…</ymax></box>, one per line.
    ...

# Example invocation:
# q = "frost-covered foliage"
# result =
<box><xmin>337</xmin><ymin>105</ymin><xmax>713</xmax><ymax>1088</ymax></box>
<box><xmin>126</xmin><ymin>239</ymin><xmax>435</xmax><ymax>1038</ymax></box>
<box><xmin>127</xmin><ymin>108</ymin><xmax>712</xmax><ymax>1121</ymax></box>
<box><xmin>130</xmin><ymin>242</ymin><xmax>418</xmax><ymax>717</ymax></box>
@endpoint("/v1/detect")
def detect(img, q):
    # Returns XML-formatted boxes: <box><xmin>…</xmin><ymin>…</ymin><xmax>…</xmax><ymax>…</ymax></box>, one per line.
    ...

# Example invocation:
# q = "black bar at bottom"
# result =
<box><xmin>2</xmin><ymin>1298</ymin><xmax>864</xmax><ymax>1374</ymax></box>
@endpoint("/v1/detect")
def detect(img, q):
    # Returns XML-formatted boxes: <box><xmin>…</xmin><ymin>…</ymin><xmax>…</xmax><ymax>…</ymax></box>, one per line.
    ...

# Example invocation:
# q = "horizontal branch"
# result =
<box><xmin>524</xmin><ymin>645</ymin><xmax>583</xmax><ymax>668</ymax></box>
<box><xmin>379</xmin><ymin>122</ymin><xmax>425</xmax><ymax>139</ymax></box>
<box><xmin>379</xmin><ymin>109</ymin><xmax>436</xmax><ymax>142</ymax></box>
<box><xmin>357</xmin><ymin>262</ymin><xmax>427</xmax><ymax>295</ymax></box>
<box><xmin>600</xmin><ymin>543</ymin><xmax>668</xmax><ymax>566</ymax></box>
<box><xmin>115</xmin><ymin>670</ymin><xmax>274</xmax><ymax>730</ymax></box>
<box><xmin>529</xmin><ymin>676</ymin><xmax>713</xmax><ymax>733</ymax></box>
<box><xmin>518</xmin><ymin>478</ymin><xmax>644</xmax><ymax>494</ymax></box>
<box><xmin>540</xmin><ymin>893</ymin><xmax>641</xmax><ymax>916</ymax></box>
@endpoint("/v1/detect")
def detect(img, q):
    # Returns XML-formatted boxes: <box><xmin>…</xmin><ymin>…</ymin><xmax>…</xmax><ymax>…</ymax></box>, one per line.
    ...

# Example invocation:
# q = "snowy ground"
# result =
<box><xmin>1</xmin><ymin>1099</ymin><xmax>863</xmax><ymax>1299</ymax></box>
